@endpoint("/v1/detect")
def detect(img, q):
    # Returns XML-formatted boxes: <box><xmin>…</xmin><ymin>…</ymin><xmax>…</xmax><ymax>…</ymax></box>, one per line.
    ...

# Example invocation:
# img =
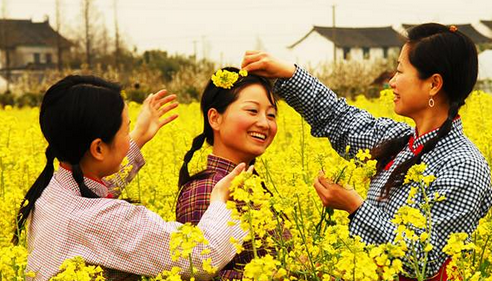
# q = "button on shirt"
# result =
<box><xmin>26</xmin><ymin>141</ymin><xmax>247</xmax><ymax>281</ymax></box>
<box><xmin>274</xmin><ymin>66</ymin><xmax>492</xmax><ymax>277</ymax></box>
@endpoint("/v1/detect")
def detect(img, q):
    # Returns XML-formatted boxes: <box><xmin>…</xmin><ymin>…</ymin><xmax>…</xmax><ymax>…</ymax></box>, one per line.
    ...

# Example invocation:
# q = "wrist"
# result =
<box><xmin>129</xmin><ymin>129</ymin><xmax>147</xmax><ymax>149</ymax></box>
<box><xmin>347</xmin><ymin>197</ymin><xmax>364</xmax><ymax>215</ymax></box>
<box><xmin>282</xmin><ymin>64</ymin><xmax>296</xmax><ymax>79</ymax></box>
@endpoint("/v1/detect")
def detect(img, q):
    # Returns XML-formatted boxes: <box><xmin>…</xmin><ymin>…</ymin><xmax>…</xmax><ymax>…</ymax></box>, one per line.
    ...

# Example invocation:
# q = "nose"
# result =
<box><xmin>389</xmin><ymin>75</ymin><xmax>396</xmax><ymax>89</ymax></box>
<box><xmin>256</xmin><ymin>114</ymin><xmax>270</xmax><ymax>129</ymax></box>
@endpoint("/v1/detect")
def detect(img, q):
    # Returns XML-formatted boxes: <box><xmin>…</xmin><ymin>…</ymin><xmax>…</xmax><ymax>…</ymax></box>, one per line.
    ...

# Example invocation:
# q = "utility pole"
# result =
<box><xmin>55</xmin><ymin>0</ymin><xmax>62</xmax><ymax>71</ymax></box>
<box><xmin>1</xmin><ymin>0</ymin><xmax>10</xmax><ymax>93</ymax></box>
<box><xmin>332</xmin><ymin>4</ymin><xmax>336</xmax><ymax>63</ymax></box>
<box><xmin>201</xmin><ymin>35</ymin><xmax>206</xmax><ymax>61</ymax></box>
<box><xmin>192</xmin><ymin>39</ymin><xmax>197</xmax><ymax>62</ymax></box>
<box><xmin>82</xmin><ymin>0</ymin><xmax>92</xmax><ymax>70</ymax></box>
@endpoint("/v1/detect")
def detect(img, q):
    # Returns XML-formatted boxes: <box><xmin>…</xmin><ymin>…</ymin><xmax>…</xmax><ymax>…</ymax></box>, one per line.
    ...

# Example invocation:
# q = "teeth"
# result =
<box><xmin>249</xmin><ymin>132</ymin><xmax>266</xmax><ymax>140</ymax></box>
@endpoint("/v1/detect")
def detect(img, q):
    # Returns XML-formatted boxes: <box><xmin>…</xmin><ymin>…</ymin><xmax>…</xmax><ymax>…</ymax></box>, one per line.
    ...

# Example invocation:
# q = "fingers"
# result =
<box><xmin>143</xmin><ymin>93</ymin><xmax>154</xmax><ymax>105</ymax></box>
<box><xmin>317</xmin><ymin>173</ymin><xmax>333</xmax><ymax>188</ymax></box>
<box><xmin>241</xmin><ymin>52</ymin><xmax>267</xmax><ymax>71</ymax></box>
<box><xmin>313</xmin><ymin>177</ymin><xmax>329</xmax><ymax>206</ymax></box>
<box><xmin>157</xmin><ymin>102</ymin><xmax>179</xmax><ymax>117</ymax></box>
<box><xmin>154</xmin><ymin>93</ymin><xmax>176</xmax><ymax>109</ymax></box>
<box><xmin>228</xmin><ymin>163</ymin><xmax>246</xmax><ymax>178</ymax></box>
<box><xmin>158</xmin><ymin>113</ymin><xmax>179</xmax><ymax>127</ymax></box>
<box><xmin>244</xmin><ymin>50</ymin><xmax>262</xmax><ymax>56</ymax></box>
<box><xmin>246</xmin><ymin>165</ymin><xmax>254</xmax><ymax>174</ymax></box>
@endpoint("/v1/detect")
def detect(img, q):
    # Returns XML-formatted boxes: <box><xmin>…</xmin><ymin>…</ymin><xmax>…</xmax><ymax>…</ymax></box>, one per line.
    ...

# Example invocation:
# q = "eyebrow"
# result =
<box><xmin>243</xmin><ymin>100</ymin><xmax>276</xmax><ymax>109</ymax></box>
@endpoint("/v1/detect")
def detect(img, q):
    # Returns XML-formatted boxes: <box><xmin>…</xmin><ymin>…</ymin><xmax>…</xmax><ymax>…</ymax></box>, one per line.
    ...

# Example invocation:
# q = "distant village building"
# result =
<box><xmin>478</xmin><ymin>20</ymin><xmax>492</xmax><ymax>39</ymax></box>
<box><xmin>0</xmin><ymin>19</ymin><xmax>71</xmax><ymax>92</ymax></box>
<box><xmin>0</xmin><ymin>19</ymin><xmax>71</xmax><ymax>69</ymax></box>
<box><xmin>288</xmin><ymin>26</ymin><xmax>404</xmax><ymax>67</ymax></box>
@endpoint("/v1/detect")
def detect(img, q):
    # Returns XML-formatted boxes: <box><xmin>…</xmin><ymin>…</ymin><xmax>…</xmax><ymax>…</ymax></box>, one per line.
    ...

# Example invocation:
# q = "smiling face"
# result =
<box><xmin>389</xmin><ymin>44</ymin><xmax>432</xmax><ymax>119</ymax></box>
<box><xmin>210</xmin><ymin>83</ymin><xmax>277</xmax><ymax>164</ymax></box>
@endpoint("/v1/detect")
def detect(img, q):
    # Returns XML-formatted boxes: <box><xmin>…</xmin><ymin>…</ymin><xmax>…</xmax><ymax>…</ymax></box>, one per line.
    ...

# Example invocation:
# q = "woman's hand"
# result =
<box><xmin>130</xmin><ymin>90</ymin><xmax>179</xmax><ymax>148</ymax></box>
<box><xmin>313</xmin><ymin>171</ymin><xmax>364</xmax><ymax>214</ymax></box>
<box><xmin>241</xmin><ymin>51</ymin><xmax>296</xmax><ymax>79</ymax></box>
<box><xmin>211</xmin><ymin>164</ymin><xmax>254</xmax><ymax>203</ymax></box>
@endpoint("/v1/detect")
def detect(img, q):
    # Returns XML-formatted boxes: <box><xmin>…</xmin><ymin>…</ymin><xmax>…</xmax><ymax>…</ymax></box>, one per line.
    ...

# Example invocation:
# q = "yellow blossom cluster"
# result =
<box><xmin>49</xmin><ymin>256</ymin><xmax>105</xmax><ymax>281</ymax></box>
<box><xmin>1</xmin><ymin>89</ymin><xmax>492</xmax><ymax>279</ymax></box>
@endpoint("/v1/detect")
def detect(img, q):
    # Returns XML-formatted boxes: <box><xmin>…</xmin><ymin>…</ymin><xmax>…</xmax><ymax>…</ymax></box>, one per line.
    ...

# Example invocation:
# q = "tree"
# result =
<box><xmin>55</xmin><ymin>0</ymin><xmax>63</xmax><ymax>71</ymax></box>
<box><xmin>81</xmin><ymin>0</ymin><xmax>94</xmax><ymax>69</ymax></box>
<box><xmin>0</xmin><ymin>0</ymin><xmax>10</xmax><ymax>93</ymax></box>
<box><xmin>113</xmin><ymin>0</ymin><xmax>120</xmax><ymax>68</ymax></box>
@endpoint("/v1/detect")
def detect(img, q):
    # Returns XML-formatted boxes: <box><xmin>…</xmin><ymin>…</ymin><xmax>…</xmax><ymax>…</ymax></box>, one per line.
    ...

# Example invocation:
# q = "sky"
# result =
<box><xmin>6</xmin><ymin>0</ymin><xmax>492</xmax><ymax>64</ymax></box>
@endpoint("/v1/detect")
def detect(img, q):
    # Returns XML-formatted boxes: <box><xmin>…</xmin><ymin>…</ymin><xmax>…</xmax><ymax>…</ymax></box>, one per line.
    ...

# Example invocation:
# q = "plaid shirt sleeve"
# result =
<box><xmin>176</xmin><ymin>177</ymin><xmax>215</xmax><ymax>225</ymax></box>
<box><xmin>349</xmin><ymin>148</ymin><xmax>492</xmax><ymax>276</ymax></box>
<box><xmin>273</xmin><ymin>66</ymin><xmax>412</xmax><ymax>156</ymax></box>
<box><xmin>69</xmin><ymin>200</ymin><xmax>247</xmax><ymax>280</ymax></box>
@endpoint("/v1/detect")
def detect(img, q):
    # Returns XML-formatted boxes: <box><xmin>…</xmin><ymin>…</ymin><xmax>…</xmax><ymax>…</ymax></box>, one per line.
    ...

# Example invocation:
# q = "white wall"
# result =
<box><xmin>289</xmin><ymin>32</ymin><xmax>335</xmax><ymax>68</ymax></box>
<box><xmin>15</xmin><ymin>46</ymin><xmax>56</xmax><ymax>67</ymax></box>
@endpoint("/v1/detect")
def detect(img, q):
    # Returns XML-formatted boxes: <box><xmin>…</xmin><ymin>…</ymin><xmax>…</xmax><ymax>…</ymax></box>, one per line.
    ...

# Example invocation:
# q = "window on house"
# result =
<box><xmin>363</xmin><ymin>47</ymin><xmax>370</xmax><ymax>60</ymax></box>
<box><xmin>46</xmin><ymin>53</ymin><xmax>52</xmax><ymax>64</ymax></box>
<box><xmin>34</xmin><ymin>53</ymin><xmax>41</xmax><ymax>64</ymax></box>
<box><xmin>343</xmin><ymin>47</ymin><xmax>351</xmax><ymax>60</ymax></box>
<box><xmin>383</xmin><ymin>47</ymin><xmax>388</xmax><ymax>59</ymax></box>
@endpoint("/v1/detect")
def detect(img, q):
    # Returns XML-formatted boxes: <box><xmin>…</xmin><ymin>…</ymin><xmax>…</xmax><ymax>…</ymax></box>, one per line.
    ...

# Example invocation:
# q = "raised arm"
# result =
<box><xmin>242</xmin><ymin>51</ymin><xmax>411</xmax><ymax>156</ymax></box>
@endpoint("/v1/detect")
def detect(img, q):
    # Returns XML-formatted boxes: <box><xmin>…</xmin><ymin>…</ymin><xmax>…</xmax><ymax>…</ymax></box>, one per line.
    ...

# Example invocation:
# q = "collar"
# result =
<box><xmin>207</xmin><ymin>154</ymin><xmax>237</xmax><ymax>174</ymax></box>
<box><xmin>56</xmin><ymin>165</ymin><xmax>109</xmax><ymax>198</ymax></box>
<box><xmin>409</xmin><ymin>116</ymin><xmax>463</xmax><ymax>155</ymax></box>
<box><xmin>383</xmin><ymin>117</ymin><xmax>463</xmax><ymax>171</ymax></box>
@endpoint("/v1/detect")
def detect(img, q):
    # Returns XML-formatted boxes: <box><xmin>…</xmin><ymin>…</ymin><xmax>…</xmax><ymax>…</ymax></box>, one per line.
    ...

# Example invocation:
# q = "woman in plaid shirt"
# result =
<box><xmin>176</xmin><ymin>67</ymin><xmax>279</xmax><ymax>280</ymax></box>
<box><xmin>14</xmin><ymin>75</ymin><xmax>248</xmax><ymax>281</ymax></box>
<box><xmin>242</xmin><ymin>23</ymin><xmax>492</xmax><ymax>279</ymax></box>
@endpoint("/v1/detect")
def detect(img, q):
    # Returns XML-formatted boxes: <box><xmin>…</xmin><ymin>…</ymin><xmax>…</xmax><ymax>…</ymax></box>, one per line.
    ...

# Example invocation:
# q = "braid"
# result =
<box><xmin>12</xmin><ymin>146</ymin><xmax>55</xmax><ymax>244</ymax></box>
<box><xmin>371</xmin><ymin>135</ymin><xmax>411</xmax><ymax>173</ymax></box>
<box><xmin>72</xmin><ymin>164</ymin><xmax>99</xmax><ymax>198</ymax></box>
<box><xmin>378</xmin><ymin>102</ymin><xmax>461</xmax><ymax>199</ymax></box>
<box><xmin>178</xmin><ymin>133</ymin><xmax>207</xmax><ymax>188</ymax></box>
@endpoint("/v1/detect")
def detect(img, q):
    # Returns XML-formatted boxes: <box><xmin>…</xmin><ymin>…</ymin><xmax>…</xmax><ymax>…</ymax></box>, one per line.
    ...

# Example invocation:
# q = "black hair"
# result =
<box><xmin>178</xmin><ymin>67</ymin><xmax>276</xmax><ymax>188</ymax></box>
<box><xmin>12</xmin><ymin>75</ymin><xmax>124</xmax><ymax>244</ymax></box>
<box><xmin>371</xmin><ymin>23</ymin><xmax>478</xmax><ymax>199</ymax></box>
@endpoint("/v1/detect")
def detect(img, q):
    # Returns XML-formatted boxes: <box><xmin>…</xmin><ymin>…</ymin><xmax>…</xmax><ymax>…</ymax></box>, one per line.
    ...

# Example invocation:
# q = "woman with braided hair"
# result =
<box><xmin>241</xmin><ymin>23</ymin><xmax>492</xmax><ymax>279</ymax></box>
<box><xmin>176</xmin><ymin>67</ymin><xmax>279</xmax><ymax>279</ymax></box>
<box><xmin>16</xmin><ymin>75</ymin><xmax>249</xmax><ymax>281</ymax></box>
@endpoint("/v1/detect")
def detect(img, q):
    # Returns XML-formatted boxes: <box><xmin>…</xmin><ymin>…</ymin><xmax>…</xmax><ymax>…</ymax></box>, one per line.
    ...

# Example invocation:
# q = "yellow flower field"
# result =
<box><xmin>1</xmin><ymin>89</ymin><xmax>492</xmax><ymax>280</ymax></box>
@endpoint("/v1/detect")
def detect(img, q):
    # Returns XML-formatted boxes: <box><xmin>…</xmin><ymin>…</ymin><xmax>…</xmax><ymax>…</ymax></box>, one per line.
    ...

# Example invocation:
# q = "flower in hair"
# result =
<box><xmin>449</xmin><ymin>25</ymin><xmax>458</xmax><ymax>32</ymax></box>
<box><xmin>211</xmin><ymin>69</ymin><xmax>248</xmax><ymax>89</ymax></box>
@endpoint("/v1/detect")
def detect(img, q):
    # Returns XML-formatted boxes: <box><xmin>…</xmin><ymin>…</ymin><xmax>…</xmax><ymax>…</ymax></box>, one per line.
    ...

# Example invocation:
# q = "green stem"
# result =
<box><xmin>294</xmin><ymin>195</ymin><xmax>319</xmax><ymax>280</ymax></box>
<box><xmin>188</xmin><ymin>253</ymin><xmax>195</xmax><ymax>279</ymax></box>
<box><xmin>247</xmin><ymin>203</ymin><xmax>258</xmax><ymax>259</ymax></box>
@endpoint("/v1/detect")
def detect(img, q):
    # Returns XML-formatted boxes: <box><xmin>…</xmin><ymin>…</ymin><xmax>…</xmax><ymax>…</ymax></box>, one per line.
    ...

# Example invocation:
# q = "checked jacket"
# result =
<box><xmin>273</xmin><ymin>66</ymin><xmax>492</xmax><ymax>277</ymax></box>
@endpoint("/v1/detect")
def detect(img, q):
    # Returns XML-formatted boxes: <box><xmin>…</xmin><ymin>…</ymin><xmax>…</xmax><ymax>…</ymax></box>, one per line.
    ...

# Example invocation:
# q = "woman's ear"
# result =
<box><xmin>208</xmin><ymin>108</ymin><xmax>222</xmax><ymax>131</ymax></box>
<box><xmin>89</xmin><ymin>138</ymin><xmax>105</xmax><ymax>161</ymax></box>
<box><xmin>429</xmin><ymin>73</ymin><xmax>444</xmax><ymax>97</ymax></box>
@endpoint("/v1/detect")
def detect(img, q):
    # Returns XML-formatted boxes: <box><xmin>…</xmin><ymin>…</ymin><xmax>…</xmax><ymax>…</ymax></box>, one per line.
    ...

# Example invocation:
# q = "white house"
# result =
<box><xmin>288</xmin><ymin>26</ymin><xmax>404</xmax><ymax>67</ymax></box>
<box><xmin>475</xmin><ymin>20</ymin><xmax>492</xmax><ymax>39</ymax></box>
<box><xmin>0</xmin><ymin>19</ymin><xmax>71</xmax><ymax>92</ymax></box>
<box><xmin>0</xmin><ymin>19</ymin><xmax>71</xmax><ymax>69</ymax></box>
<box><xmin>479</xmin><ymin>50</ymin><xmax>492</xmax><ymax>80</ymax></box>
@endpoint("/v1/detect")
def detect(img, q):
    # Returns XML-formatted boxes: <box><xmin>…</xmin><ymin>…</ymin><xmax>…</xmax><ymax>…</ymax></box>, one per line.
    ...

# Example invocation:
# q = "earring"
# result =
<box><xmin>428</xmin><ymin>97</ymin><xmax>435</xmax><ymax>108</ymax></box>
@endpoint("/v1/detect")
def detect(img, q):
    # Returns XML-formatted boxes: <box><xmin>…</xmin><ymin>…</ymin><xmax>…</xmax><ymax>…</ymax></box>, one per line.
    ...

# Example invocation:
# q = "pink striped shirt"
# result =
<box><xmin>26</xmin><ymin>140</ymin><xmax>247</xmax><ymax>281</ymax></box>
